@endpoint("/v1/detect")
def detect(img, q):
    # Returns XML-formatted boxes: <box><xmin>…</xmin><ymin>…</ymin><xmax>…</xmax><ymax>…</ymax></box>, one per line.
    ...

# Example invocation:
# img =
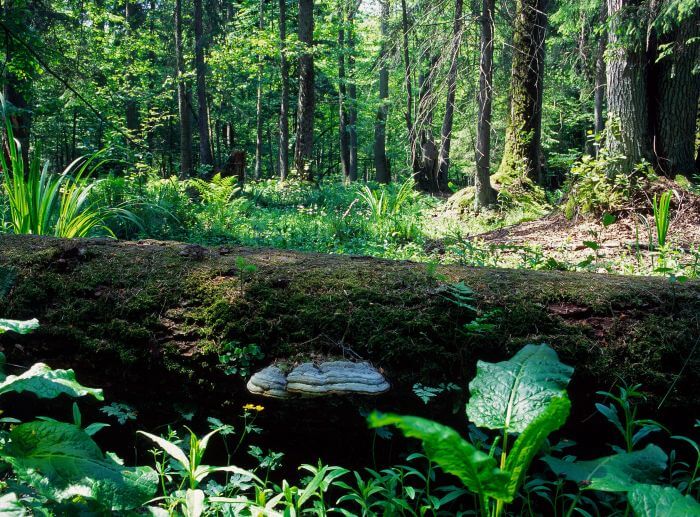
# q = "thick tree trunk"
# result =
<box><xmin>338</xmin><ymin>2</ymin><xmax>351</xmax><ymax>183</ymax></box>
<box><xmin>194</xmin><ymin>0</ymin><xmax>214</xmax><ymax>170</ymax></box>
<box><xmin>294</xmin><ymin>0</ymin><xmax>315</xmax><ymax>181</ymax></box>
<box><xmin>278</xmin><ymin>0</ymin><xmax>290</xmax><ymax>181</ymax></box>
<box><xmin>0</xmin><ymin>235</ymin><xmax>697</xmax><ymax>465</ymax></box>
<box><xmin>255</xmin><ymin>0</ymin><xmax>265</xmax><ymax>180</ymax></box>
<box><xmin>605</xmin><ymin>0</ymin><xmax>651</xmax><ymax>176</ymax></box>
<box><xmin>497</xmin><ymin>0</ymin><xmax>548</xmax><ymax>186</ymax></box>
<box><xmin>474</xmin><ymin>0</ymin><xmax>498</xmax><ymax>209</ymax></box>
<box><xmin>436</xmin><ymin>0</ymin><xmax>463</xmax><ymax>192</ymax></box>
<box><xmin>649</xmin><ymin>6</ymin><xmax>700</xmax><ymax>178</ymax></box>
<box><xmin>373</xmin><ymin>0</ymin><xmax>390</xmax><ymax>184</ymax></box>
<box><xmin>175</xmin><ymin>0</ymin><xmax>192</xmax><ymax>178</ymax></box>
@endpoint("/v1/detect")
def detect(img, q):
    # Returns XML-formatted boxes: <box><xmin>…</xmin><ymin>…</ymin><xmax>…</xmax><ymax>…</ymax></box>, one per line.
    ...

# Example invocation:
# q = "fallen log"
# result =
<box><xmin>0</xmin><ymin>235</ymin><xmax>697</xmax><ymax>465</ymax></box>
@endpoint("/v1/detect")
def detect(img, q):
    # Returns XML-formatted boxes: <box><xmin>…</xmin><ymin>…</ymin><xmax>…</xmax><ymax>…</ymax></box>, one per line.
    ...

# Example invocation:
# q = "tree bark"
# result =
<box><xmin>593</xmin><ymin>3</ymin><xmax>607</xmax><ymax>157</ymax></box>
<box><xmin>413</xmin><ymin>55</ymin><xmax>440</xmax><ymax>192</ymax></box>
<box><xmin>194</xmin><ymin>0</ymin><xmax>214</xmax><ymax>170</ymax></box>
<box><xmin>373</xmin><ymin>0</ymin><xmax>390</xmax><ymax>184</ymax></box>
<box><xmin>400</xmin><ymin>0</ymin><xmax>414</xmax><ymax>151</ymax></box>
<box><xmin>474</xmin><ymin>0</ymin><xmax>498</xmax><ymax>209</ymax></box>
<box><xmin>338</xmin><ymin>1</ymin><xmax>351</xmax><ymax>183</ymax></box>
<box><xmin>649</xmin><ymin>6</ymin><xmax>700</xmax><ymax>178</ymax></box>
<box><xmin>175</xmin><ymin>0</ymin><xmax>192</xmax><ymax>178</ymax></box>
<box><xmin>437</xmin><ymin>0</ymin><xmax>464</xmax><ymax>192</ymax></box>
<box><xmin>255</xmin><ymin>0</ymin><xmax>266</xmax><ymax>180</ymax></box>
<box><xmin>347</xmin><ymin>5</ymin><xmax>358</xmax><ymax>182</ymax></box>
<box><xmin>278</xmin><ymin>0</ymin><xmax>290</xmax><ymax>181</ymax></box>
<box><xmin>497</xmin><ymin>0</ymin><xmax>548</xmax><ymax>186</ymax></box>
<box><xmin>605</xmin><ymin>0</ymin><xmax>651</xmax><ymax>176</ymax></box>
<box><xmin>294</xmin><ymin>0</ymin><xmax>315</xmax><ymax>181</ymax></box>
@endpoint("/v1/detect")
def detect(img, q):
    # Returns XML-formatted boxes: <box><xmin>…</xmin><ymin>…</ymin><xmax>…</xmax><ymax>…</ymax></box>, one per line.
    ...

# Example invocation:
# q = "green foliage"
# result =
<box><xmin>368</xmin><ymin>413</ymin><xmax>512</xmax><ymax>502</ymax></box>
<box><xmin>3</xmin><ymin>421</ymin><xmax>158</xmax><ymax>511</ymax></box>
<box><xmin>543</xmin><ymin>444</ymin><xmax>668</xmax><ymax>492</ymax></box>
<box><xmin>369</xmin><ymin>344</ymin><xmax>574</xmax><ymax>516</ymax></box>
<box><xmin>0</xmin><ymin>360</ymin><xmax>104</xmax><ymax>400</ymax></box>
<box><xmin>652</xmin><ymin>190</ymin><xmax>673</xmax><ymax>247</ymax></box>
<box><xmin>629</xmin><ymin>483</ymin><xmax>700</xmax><ymax>516</ymax></box>
<box><xmin>0</xmin><ymin>100</ymin><xmax>141</xmax><ymax>238</ymax></box>
<box><xmin>0</xmin><ymin>318</ymin><xmax>39</xmax><ymax>335</ymax></box>
<box><xmin>217</xmin><ymin>342</ymin><xmax>264</xmax><ymax>377</ymax></box>
<box><xmin>466</xmin><ymin>344</ymin><xmax>574</xmax><ymax>434</ymax></box>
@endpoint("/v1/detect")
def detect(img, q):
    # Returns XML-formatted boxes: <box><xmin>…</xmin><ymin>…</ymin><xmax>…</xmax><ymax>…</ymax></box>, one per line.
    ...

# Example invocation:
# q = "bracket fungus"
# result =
<box><xmin>247</xmin><ymin>361</ymin><xmax>390</xmax><ymax>398</ymax></box>
<box><xmin>246</xmin><ymin>365</ymin><xmax>290</xmax><ymax>399</ymax></box>
<box><xmin>287</xmin><ymin>361</ymin><xmax>390</xmax><ymax>396</ymax></box>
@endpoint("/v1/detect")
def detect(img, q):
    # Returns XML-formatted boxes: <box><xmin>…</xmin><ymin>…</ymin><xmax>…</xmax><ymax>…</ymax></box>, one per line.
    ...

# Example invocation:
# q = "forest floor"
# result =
<box><xmin>435</xmin><ymin>177</ymin><xmax>700</xmax><ymax>275</ymax></box>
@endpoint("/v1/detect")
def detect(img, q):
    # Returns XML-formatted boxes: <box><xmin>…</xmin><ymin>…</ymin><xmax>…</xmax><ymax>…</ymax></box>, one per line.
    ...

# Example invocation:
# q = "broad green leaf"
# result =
<box><xmin>505</xmin><ymin>395</ymin><xmax>571</xmax><ymax>498</ymax></box>
<box><xmin>466</xmin><ymin>344</ymin><xmax>574</xmax><ymax>433</ymax></box>
<box><xmin>368</xmin><ymin>412</ymin><xmax>512</xmax><ymax>501</ymax></box>
<box><xmin>185</xmin><ymin>489</ymin><xmax>205</xmax><ymax>517</ymax></box>
<box><xmin>138</xmin><ymin>430</ymin><xmax>191</xmax><ymax>470</ymax></box>
<box><xmin>542</xmin><ymin>444</ymin><xmax>668</xmax><ymax>492</ymax></box>
<box><xmin>0</xmin><ymin>363</ymin><xmax>103</xmax><ymax>400</ymax></box>
<box><xmin>0</xmin><ymin>319</ymin><xmax>39</xmax><ymax>335</ymax></box>
<box><xmin>3</xmin><ymin>421</ymin><xmax>158</xmax><ymax>510</ymax></box>
<box><xmin>629</xmin><ymin>484</ymin><xmax>700</xmax><ymax>516</ymax></box>
<box><xmin>0</xmin><ymin>493</ymin><xmax>26</xmax><ymax>516</ymax></box>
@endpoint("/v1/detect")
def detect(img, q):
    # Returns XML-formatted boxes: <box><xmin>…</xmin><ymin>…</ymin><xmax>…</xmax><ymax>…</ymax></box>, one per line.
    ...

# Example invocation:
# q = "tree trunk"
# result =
<box><xmin>649</xmin><ymin>6</ymin><xmax>700</xmax><ymax>178</ymax></box>
<box><xmin>437</xmin><ymin>0</ymin><xmax>464</xmax><ymax>192</ymax></box>
<box><xmin>374</xmin><ymin>0</ymin><xmax>390</xmax><ymax>184</ymax></box>
<box><xmin>497</xmin><ymin>0</ymin><xmax>548</xmax><ymax>186</ymax></box>
<box><xmin>605</xmin><ymin>0</ymin><xmax>651</xmax><ymax>176</ymax></box>
<box><xmin>0</xmin><ymin>235</ymin><xmax>697</xmax><ymax>465</ymax></box>
<box><xmin>400</xmin><ymin>0</ymin><xmax>414</xmax><ymax>152</ymax></box>
<box><xmin>175</xmin><ymin>0</ymin><xmax>192</xmax><ymax>178</ymax></box>
<box><xmin>2</xmin><ymin>0</ymin><xmax>32</xmax><ymax>171</ymax></box>
<box><xmin>474</xmin><ymin>0</ymin><xmax>497</xmax><ymax>209</ymax></box>
<box><xmin>124</xmin><ymin>0</ymin><xmax>141</xmax><ymax>146</ymax></box>
<box><xmin>194</xmin><ymin>0</ymin><xmax>214</xmax><ymax>170</ymax></box>
<box><xmin>593</xmin><ymin>2</ymin><xmax>607</xmax><ymax>157</ymax></box>
<box><xmin>255</xmin><ymin>0</ymin><xmax>266</xmax><ymax>180</ymax></box>
<box><xmin>413</xmin><ymin>55</ymin><xmax>440</xmax><ymax>192</ymax></box>
<box><xmin>294</xmin><ymin>0</ymin><xmax>315</xmax><ymax>181</ymax></box>
<box><xmin>347</xmin><ymin>6</ymin><xmax>358</xmax><ymax>182</ymax></box>
<box><xmin>338</xmin><ymin>1</ymin><xmax>351</xmax><ymax>183</ymax></box>
<box><xmin>278</xmin><ymin>0</ymin><xmax>290</xmax><ymax>181</ymax></box>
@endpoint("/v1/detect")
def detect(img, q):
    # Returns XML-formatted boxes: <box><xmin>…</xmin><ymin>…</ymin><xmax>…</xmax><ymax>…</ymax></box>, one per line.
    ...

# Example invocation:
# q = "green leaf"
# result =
<box><xmin>466</xmin><ymin>344</ymin><xmax>574</xmax><ymax>433</ymax></box>
<box><xmin>542</xmin><ymin>444</ymin><xmax>668</xmax><ymax>492</ymax></box>
<box><xmin>504</xmin><ymin>395</ymin><xmax>571</xmax><ymax>498</ymax></box>
<box><xmin>138</xmin><ymin>430</ymin><xmax>191</xmax><ymax>470</ymax></box>
<box><xmin>3</xmin><ymin>421</ymin><xmax>158</xmax><ymax>510</ymax></box>
<box><xmin>0</xmin><ymin>319</ymin><xmax>39</xmax><ymax>335</ymax></box>
<box><xmin>0</xmin><ymin>493</ymin><xmax>26</xmax><ymax>517</ymax></box>
<box><xmin>0</xmin><ymin>363</ymin><xmax>104</xmax><ymax>400</ymax></box>
<box><xmin>368</xmin><ymin>412</ymin><xmax>512</xmax><ymax>501</ymax></box>
<box><xmin>629</xmin><ymin>484</ymin><xmax>700</xmax><ymax>516</ymax></box>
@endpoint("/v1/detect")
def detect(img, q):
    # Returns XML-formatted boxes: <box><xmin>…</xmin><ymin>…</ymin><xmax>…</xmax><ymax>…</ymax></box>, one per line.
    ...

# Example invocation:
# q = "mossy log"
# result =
<box><xmin>0</xmin><ymin>235</ymin><xmax>698</xmax><ymax>464</ymax></box>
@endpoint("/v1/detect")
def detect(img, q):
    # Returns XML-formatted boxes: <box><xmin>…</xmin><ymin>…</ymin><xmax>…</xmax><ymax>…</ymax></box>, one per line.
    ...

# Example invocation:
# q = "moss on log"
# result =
<box><xmin>0</xmin><ymin>235</ymin><xmax>697</xmax><ymax>461</ymax></box>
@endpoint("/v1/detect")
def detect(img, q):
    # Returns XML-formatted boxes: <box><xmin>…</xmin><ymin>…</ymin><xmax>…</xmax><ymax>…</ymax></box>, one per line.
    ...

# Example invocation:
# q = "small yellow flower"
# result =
<box><xmin>243</xmin><ymin>403</ymin><xmax>264</xmax><ymax>412</ymax></box>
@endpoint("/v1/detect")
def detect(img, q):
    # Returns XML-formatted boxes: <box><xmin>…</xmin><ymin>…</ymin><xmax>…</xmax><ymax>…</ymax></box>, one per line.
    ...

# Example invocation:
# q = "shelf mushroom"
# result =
<box><xmin>246</xmin><ymin>365</ymin><xmax>290</xmax><ymax>399</ymax></box>
<box><xmin>287</xmin><ymin>361</ymin><xmax>390</xmax><ymax>396</ymax></box>
<box><xmin>246</xmin><ymin>361</ymin><xmax>390</xmax><ymax>398</ymax></box>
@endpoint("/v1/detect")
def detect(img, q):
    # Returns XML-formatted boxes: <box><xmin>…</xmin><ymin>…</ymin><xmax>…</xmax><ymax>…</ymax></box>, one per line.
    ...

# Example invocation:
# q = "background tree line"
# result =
<box><xmin>2</xmin><ymin>0</ymin><xmax>699</xmax><ymax>206</ymax></box>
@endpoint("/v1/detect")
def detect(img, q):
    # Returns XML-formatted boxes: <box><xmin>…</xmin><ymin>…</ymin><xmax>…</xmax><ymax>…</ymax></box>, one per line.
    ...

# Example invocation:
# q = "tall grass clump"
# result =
<box><xmin>652</xmin><ymin>190</ymin><xmax>672</xmax><ymax>247</ymax></box>
<box><xmin>0</xmin><ymin>98</ymin><xmax>140</xmax><ymax>238</ymax></box>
